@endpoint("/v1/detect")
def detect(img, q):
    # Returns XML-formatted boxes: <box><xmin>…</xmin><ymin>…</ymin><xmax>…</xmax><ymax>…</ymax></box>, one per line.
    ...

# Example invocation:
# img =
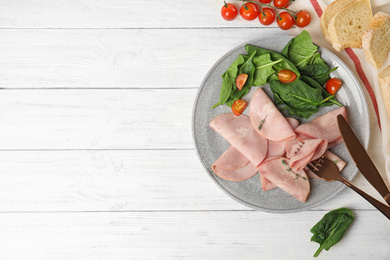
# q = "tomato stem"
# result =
<box><xmin>239</xmin><ymin>0</ymin><xmax>299</xmax><ymax>15</ymax></box>
<box><xmin>224</xmin><ymin>0</ymin><xmax>228</xmax><ymax>8</ymax></box>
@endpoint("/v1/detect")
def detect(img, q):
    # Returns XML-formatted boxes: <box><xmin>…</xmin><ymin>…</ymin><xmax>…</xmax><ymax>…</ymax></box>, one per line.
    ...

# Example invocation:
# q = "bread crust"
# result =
<box><xmin>378</xmin><ymin>66</ymin><xmax>390</xmax><ymax>119</ymax></box>
<box><xmin>362</xmin><ymin>12</ymin><xmax>390</xmax><ymax>69</ymax></box>
<box><xmin>320</xmin><ymin>0</ymin><xmax>357</xmax><ymax>41</ymax></box>
<box><xmin>327</xmin><ymin>0</ymin><xmax>373</xmax><ymax>52</ymax></box>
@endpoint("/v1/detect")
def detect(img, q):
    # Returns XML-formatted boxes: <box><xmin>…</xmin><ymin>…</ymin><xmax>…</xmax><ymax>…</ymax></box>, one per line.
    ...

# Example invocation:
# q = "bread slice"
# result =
<box><xmin>327</xmin><ymin>0</ymin><xmax>373</xmax><ymax>52</ymax></box>
<box><xmin>378</xmin><ymin>65</ymin><xmax>390</xmax><ymax>118</ymax></box>
<box><xmin>362</xmin><ymin>12</ymin><xmax>390</xmax><ymax>69</ymax></box>
<box><xmin>320</xmin><ymin>0</ymin><xmax>357</xmax><ymax>41</ymax></box>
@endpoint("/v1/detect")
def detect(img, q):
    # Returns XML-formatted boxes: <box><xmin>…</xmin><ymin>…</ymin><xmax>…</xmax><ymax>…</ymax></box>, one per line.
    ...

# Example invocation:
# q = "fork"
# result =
<box><xmin>307</xmin><ymin>156</ymin><xmax>390</xmax><ymax>220</ymax></box>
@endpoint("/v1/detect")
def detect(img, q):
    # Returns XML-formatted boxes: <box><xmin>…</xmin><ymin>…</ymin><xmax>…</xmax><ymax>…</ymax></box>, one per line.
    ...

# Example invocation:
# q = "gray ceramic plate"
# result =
<box><xmin>192</xmin><ymin>34</ymin><xmax>370</xmax><ymax>213</ymax></box>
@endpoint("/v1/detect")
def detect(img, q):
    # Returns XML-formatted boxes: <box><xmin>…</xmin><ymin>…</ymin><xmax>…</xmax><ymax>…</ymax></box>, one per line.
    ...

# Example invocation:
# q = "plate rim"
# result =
<box><xmin>192</xmin><ymin>34</ymin><xmax>370</xmax><ymax>213</ymax></box>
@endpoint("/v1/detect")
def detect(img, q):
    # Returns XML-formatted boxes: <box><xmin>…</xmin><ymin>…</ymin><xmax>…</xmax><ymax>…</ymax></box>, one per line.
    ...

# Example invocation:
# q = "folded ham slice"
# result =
<box><xmin>305</xmin><ymin>150</ymin><xmax>347</xmax><ymax>179</ymax></box>
<box><xmin>250</xmin><ymin>88</ymin><xmax>296</xmax><ymax>142</ymax></box>
<box><xmin>288</xmin><ymin>139</ymin><xmax>328</xmax><ymax>172</ymax></box>
<box><xmin>258</xmin><ymin>157</ymin><xmax>310</xmax><ymax>202</ymax></box>
<box><xmin>295</xmin><ymin>106</ymin><xmax>347</xmax><ymax>148</ymax></box>
<box><xmin>212</xmin><ymin>146</ymin><xmax>258</xmax><ymax>182</ymax></box>
<box><xmin>210</xmin><ymin>114</ymin><xmax>268</xmax><ymax>167</ymax></box>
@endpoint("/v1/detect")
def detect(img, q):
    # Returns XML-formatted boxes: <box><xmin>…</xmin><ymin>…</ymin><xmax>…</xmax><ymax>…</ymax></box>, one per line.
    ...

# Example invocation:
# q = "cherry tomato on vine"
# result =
<box><xmin>221</xmin><ymin>2</ymin><xmax>238</xmax><ymax>21</ymax></box>
<box><xmin>325</xmin><ymin>78</ymin><xmax>342</xmax><ymax>95</ymax></box>
<box><xmin>240</xmin><ymin>2</ymin><xmax>259</xmax><ymax>21</ymax></box>
<box><xmin>295</xmin><ymin>10</ymin><xmax>311</xmax><ymax>27</ymax></box>
<box><xmin>278</xmin><ymin>69</ymin><xmax>297</xmax><ymax>83</ymax></box>
<box><xmin>236</xmin><ymin>73</ymin><xmax>248</xmax><ymax>90</ymax></box>
<box><xmin>274</xmin><ymin>0</ymin><xmax>290</xmax><ymax>8</ymax></box>
<box><xmin>232</xmin><ymin>99</ymin><xmax>248</xmax><ymax>116</ymax></box>
<box><xmin>277</xmin><ymin>12</ymin><xmax>294</xmax><ymax>30</ymax></box>
<box><xmin>259</xmin><ymin>7</ymin><xmax>275</xmax><ymax>25</ymax></box>
<box><xmin>259</xmin><ymin>0</ymin><xmax>272</xmax><ymax>3</ymax></box>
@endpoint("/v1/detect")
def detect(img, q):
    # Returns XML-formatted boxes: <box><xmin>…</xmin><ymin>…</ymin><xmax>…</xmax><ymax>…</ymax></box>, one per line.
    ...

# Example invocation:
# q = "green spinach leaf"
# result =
<box><xmin>253</xmin><ymin>53</ymin><xmax>282</xmax><ymax>86</ymax></box>
<box><xmin>245</xmin><ymin>44</ymin><xmax>300</xmax><ymax>78</ymax></box>
<box><xmin>281</xmin><ymin>30</ymin><xmax>318</xmax><ymax>68</ymax></box>
<box><xmin>310</xmin><ymin>208</ymin><xmax>354</xmax><ymax>257</ymax></box>
<box><xmin>300</xmin><ymin>76</ymin><xmax>342</xmax><ymax>107</ymax></box>
<box><xmin>269</xmin><ymin>79</ymin><xmax>323</xmax><ymax>118</ymax></box>
<box><xmin>212</xmin><ymin>55</ymin><xmax>245</xmax><ymax>108</ymax></box>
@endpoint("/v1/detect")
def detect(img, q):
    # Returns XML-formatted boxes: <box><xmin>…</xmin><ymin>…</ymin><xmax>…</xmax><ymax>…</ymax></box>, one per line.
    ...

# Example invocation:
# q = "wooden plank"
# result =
<box><xmin>0</xmin><ymin>28</ymin><xmax>286</xmax><ymax>89</ymax></box>
<box><xmin>0</xmin><ymin>89</ymin><xmax>195</xmax><ymax>149</ymax></box>
<box><xmin>0</xmin><ymin>149</ymin><xmax>382</xmax><ymax>212</ymax></box>
<box><xmin>0</xmin><ymin>0</ymin><xmax>280</xmax><ymax>29</ymax></box>
<box><xmin>0</xmin><ymin>211</ymin><xmax>388</xmax><ymax>259</ymax></box>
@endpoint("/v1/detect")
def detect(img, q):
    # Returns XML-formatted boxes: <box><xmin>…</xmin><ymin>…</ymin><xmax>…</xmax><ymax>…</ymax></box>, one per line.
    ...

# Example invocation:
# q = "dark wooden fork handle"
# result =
<box><xmin>343</xmin><ymin>179</ymin><xmax>390</xmax><ymax>220</ymax></box>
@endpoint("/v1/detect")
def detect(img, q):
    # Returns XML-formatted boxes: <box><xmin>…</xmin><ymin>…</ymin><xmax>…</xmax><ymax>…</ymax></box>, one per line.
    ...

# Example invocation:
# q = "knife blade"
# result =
<box><xmin>337</xmin><ymin>114</ymin><xmax>390</xmax><ymax>205</ymax></box>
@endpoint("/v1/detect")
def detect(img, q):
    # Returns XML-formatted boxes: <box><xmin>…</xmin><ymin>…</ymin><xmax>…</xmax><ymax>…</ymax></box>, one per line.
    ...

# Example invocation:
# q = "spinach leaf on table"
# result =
<box><xmin>310</xmin><ymin>207</ymin><xmax>354</xmax><ymax>257</ymax></box>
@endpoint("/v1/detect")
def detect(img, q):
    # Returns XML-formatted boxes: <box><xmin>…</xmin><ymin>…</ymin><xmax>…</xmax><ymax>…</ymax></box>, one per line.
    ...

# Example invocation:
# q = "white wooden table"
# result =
<box><xmin>0</xmin><ymin>0</ymin><xmax>389</xmax><ymax>259</ymax></box>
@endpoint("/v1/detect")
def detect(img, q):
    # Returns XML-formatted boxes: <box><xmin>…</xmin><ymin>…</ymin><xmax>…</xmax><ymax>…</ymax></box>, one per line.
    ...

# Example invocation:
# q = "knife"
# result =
<box><xmin>337</xmin><ymin>114</ymin><xmax>390</xmax><ymax>205</ymax></box>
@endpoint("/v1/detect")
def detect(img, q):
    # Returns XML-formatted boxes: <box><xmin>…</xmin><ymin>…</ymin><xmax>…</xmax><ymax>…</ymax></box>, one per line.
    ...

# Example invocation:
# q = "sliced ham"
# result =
<box><xmin>295</xmin><ymin>106</ymin><xmax>347</xmax><ymax>148</ymax></box>
<box><xmin>260</xmin><ymin>117</ymin><xmax>299</xmax><ymax>191</ymax></box>
<box><xmin>286</xmin><ymin>117</ymin><xmax>300</xmax><ymax>130</ymax></box>
<box><xmin>210</xmin><ymin>114</ymin><xmax>267</xmax><ymax>166</ymax></box>
<box><xmin>212</xmin><ymin>146</ymin><xmax>258</xmax><ymax>182</ymax></box>
<box><xmin>250</xmin><ymin>88</ymin><xmax>296</xmax><ymax>142</ymax></box>
<box><xmin>258</xmin><ymin>157</ymin><xmax>310</xmax><ymax>202</ymax></box>
<box><xmin>288</xmin><ymin>139</ymin><xmax>328</xmax><ymax>172</ymax></box>
<box><xmin>259</xmin><ymin>173</ymin><xmax>277</xmax><ymax>191</ymax></box>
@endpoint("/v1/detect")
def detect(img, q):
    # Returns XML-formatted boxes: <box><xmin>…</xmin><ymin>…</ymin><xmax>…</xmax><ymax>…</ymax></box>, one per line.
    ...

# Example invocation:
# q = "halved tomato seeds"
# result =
<box><xmin>236</xmin><ymin>73</ymin><xmax>249</xmax><ymax>90</ymax></box>
<box><xmin>232</xmin><ymin>99</ymin><xmax>248</xmax><ymax>116</ymax></box>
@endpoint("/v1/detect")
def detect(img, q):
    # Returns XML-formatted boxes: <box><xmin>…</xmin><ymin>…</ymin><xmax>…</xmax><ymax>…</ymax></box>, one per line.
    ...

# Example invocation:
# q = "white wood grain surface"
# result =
<box><xmin>0</xmin><ymin>0</ymin><xmax>389</xmax><ymax>259</ymax></box>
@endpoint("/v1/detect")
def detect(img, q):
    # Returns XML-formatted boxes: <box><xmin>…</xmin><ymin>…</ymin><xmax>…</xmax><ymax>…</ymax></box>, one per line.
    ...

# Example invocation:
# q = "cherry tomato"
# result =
<box><xmin>277</xmin><ymin>12</ymin><xmax>294</xmax><ymax>30</ymax></box>
<box><xmin>274</xmin><ymin>0</ymin><xmax>290</xmax><ymax>8</ymax></box>
<box><xmin>240</xmin><ymin>3</ymin><xmax>259</xmax><ymax>21</ymax></box>
<box><xmin>232</xmin><ymin>99</ymin><xmax>248</xmax><ymax>116</ymax></box>
<box><xmin>236</xmin><ymin>73</ymin><xmax>248</xmax><ymax>90</ymax></box>
<box><xmin>259</xmin><ymin>0</ymin><xmax>272</xmax><ymax>3</ymax></box>
<box><xmin>221</xmin><ymin>2</ymin><xmax>238</xmax><ymax>21</ymax></box>
<box><xmin>278</xmin><ymin>69</ymin><xmax>297</xmax><ymax>83</ymax></box>
<box><xmin>259</xmin><ymin>8</ymin><xmax>275</xmax><ymax>25</ymax></box>
<box><xmin>295</xmin><ymin>10</ymin><xmax>311</xmax><ymax>27</ymax></box>
<box><xmin>325</xmin><ymin>78</ymin><xmax>342</xmax><ymax>95</ymax></box>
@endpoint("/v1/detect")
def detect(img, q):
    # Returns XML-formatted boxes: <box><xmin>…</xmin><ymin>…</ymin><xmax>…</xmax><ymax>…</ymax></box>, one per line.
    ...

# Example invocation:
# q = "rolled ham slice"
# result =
<box><xmin>250</xmin><ymin>88</ymin><xmax>296</xmax><ymax>142</ymax></box>
<box><xmin>258</xmin><ymin>157</ymin><xmax>310</xmax><ymax>202</ymax></box>
<box><xmin>212</xmin><ymin>146</ymin><xmax>258</xmax><ymax>182</ymax></box>
<box><xmin>210</xmin><ymin>114</ymin><xmax>268</xmax><ymax>167</ymax></box>
<box><xmin>288</xmin><ymin>139</ymin><xmax>328</xmax><ymax>172</ymax></box>
<box><xmin>295</xmin><ymin>106</ymin><xmax>347</xmax><ymax>148</ymax></box>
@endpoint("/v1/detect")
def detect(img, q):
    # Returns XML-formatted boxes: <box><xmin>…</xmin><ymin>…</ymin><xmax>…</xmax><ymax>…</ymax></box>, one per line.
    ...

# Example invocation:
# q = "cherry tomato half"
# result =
<box><xmin>221</xmin><ymin>2</ymin><xmax>238</xmax><ymax>21</ymax></box>
<box><xmin>240</xmin><ymin>3</ymin><xmax>259</xmax><ymax>21</ymax></box>
<box><xmin>325</xmin><ymin>78</ymin><xmax>342</xmax><ymax>95</ymax></box>
<box><xmin>274</xmin><ymin>0</ymin><xmax>290</xmax><ymax>8</ymax></box>
<box><xmin>232</xmin><ymin>99</ymin><xmax>248</xmax><ymax>116</ymax></box>
<box><xmin>277</xmin><ymin>12</ymin><xmax>294</xmax><ymax>30</ymax></box>
<box><xmin>259</xmin><ymin>7</ymin><xmax>275</xmax><ymax>25</ymax></box>
<box><xmin>259</xmin><ymin>0</ymin><xmax>272</xmax><ymax>3</ymax></box>
<box><xmin>278</xmin><ymin>69</ymin><xmax>297</xmax><ymax>83</ymax></box>
<box><xmin>295</xmin><ymin>10</ymin><xmax>311</xmax><ymax>27</ymax></box>
<box><xmin>236</xmin><ymin>73</ymin><xmax>248</xmax><ymax>90</ymax></box>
